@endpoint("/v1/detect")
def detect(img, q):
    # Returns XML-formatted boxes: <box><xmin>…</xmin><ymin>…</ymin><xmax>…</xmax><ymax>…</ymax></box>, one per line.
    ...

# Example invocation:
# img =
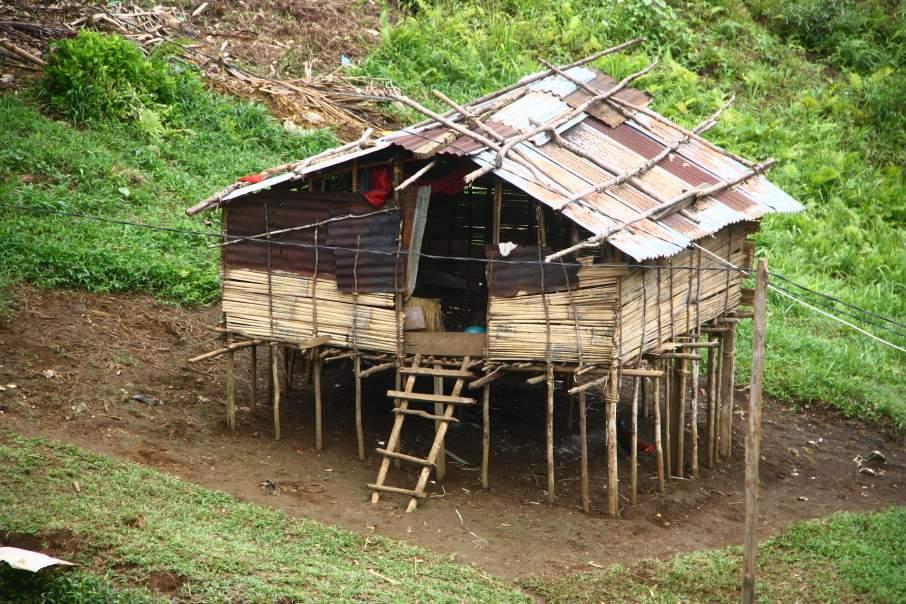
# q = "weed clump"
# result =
<box><xmin>40</xmin><ymin>30</ymin><xmax>189</xmax><ymax>124</ymax></box>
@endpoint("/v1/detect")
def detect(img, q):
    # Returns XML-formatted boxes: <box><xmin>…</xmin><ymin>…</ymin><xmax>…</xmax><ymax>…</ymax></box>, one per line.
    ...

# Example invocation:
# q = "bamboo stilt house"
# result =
<box><xmin>187</xmin><ymin>42</ymin><xmax>802</xmax><ymax>514</ymax></box>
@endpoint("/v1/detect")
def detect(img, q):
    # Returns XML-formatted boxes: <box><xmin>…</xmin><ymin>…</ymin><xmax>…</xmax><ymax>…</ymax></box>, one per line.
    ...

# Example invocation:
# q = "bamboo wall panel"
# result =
<box><xmin>223</xmin><ymin>268</ymin><xmax>401</xmax><ymax>353</ymax></box>
<box><xmin>619</xmin><ymin>223</ymin><xmax>751</xmax><ymax>362</ymax></box>
<box><xmin>487</xmin><ymin>265</ymin><xmax>623</xmax><ymax>364</ymax></box>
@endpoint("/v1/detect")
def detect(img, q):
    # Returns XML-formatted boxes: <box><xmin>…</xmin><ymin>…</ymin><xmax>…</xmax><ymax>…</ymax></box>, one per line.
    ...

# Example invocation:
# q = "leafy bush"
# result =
<box><xmin>40</xmin><ymin>30</ymin><xmax>188</xmax><ymax>123</ymax></box>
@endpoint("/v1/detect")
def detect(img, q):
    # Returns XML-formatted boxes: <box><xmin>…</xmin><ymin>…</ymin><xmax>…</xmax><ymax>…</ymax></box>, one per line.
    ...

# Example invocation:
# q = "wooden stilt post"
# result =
<box><xmin>707</xmin><ymin>337</ymin><xmax>719</xmax><ymax>468</ymax></box>
<box><xmin>271</xmin><ymin>343</ymin><xmax>280</xmax><ymax>440</ymax></box>
<box><xmin>691</xmin><ymin>348</ymin><xmax>700</xmax><ymax>480</ymax></box>
<box><xmin>434</xmin><ymin>362</ymin><xmax>446</xmax><ymax>481</ymax></box>
<box><xmin>742</xmin><ymin>258</ymin><xmax>768</xmax><ymax>604</ymax></box>
<box><xmin>267</xmin><ymin>343</ymin><xmax>275</xmax><ymax>404</ymax></box>
<box><xmin>630</xmin><ymin>376</ymin><xmax>640</xmax><ymax>505</ymax></box>
<box><xmin>606</xmin><ymin>364</ymin><xmax>619</xmax><ymax>518</ymax></box>
<box><xmin>393</xmin><ymin>369</ymin><xmax>402</xmax><ymax>468</ymax></box>
<box><xmin>313</xmin><ymin>351</ymin><xmax>323</xmax><ymax>450</ymax></box>
<box><xmin>719</xmin><ymin>323</ymin><xmax>737</xmax><ymax>458</ymax></box>
<box><xmin>673</xmin><ymin>357</ymin><xmax>687</xmax><ymax>478</ymax></box>
<box><xmin>354</xmin><ymin>354</ymin><xmax>365</xmax><ymax>460</ymax></box>
<box><xmin>481</xmin><ymin>379</ymin><xmax>490</xmax><ymax>490</ymax></box>
<box><xmin>226</xmin><ymin>346</ymin><xmax>236</xmax><ymax>431</ymax></box>
<box><xmin>642</xmin><ymin>374</ymin><xmax>651</xmax><ymax>419</ymax></box>
<box><xmin>545</xmin><ymin>363</ymin><xmax>555</xmax><ymax>502</ymax></box>
<box><xmin>284</xmin><ymin>347</ymin><xmax>294</xmax><ymax>395</ymax></box>
<box><xmin>578</xmin><ymin>388</ymin><xmax>590</xmax><ymax>513</ymax></box>
<box><xmin>249</xmin><ymin>344</ymin><xmax>257</xmax><ymax>415</ymax></box>
<box><xmin>663</xmin><ymin>359</ymin><xmax>672</xmax><ymax>481</ymax></box>
<box><xmin>652</xmin><ymin>374</ymin><xmax>665</xmax><ymax>493</ymax></box>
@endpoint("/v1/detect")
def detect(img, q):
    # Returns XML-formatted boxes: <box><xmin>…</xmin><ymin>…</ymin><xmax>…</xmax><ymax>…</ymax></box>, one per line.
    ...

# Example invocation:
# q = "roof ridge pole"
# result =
<box><xmin>408</xmin><ymin>37</ymin><xmax>645</xmax><ymax>129</ymax></box>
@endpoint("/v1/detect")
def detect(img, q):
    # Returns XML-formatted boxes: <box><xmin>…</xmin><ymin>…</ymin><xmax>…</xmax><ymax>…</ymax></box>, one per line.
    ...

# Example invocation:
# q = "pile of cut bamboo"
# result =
<box><xmin>487</xmin><ymin>265</ymin><xmax>624</xmax><ymax>364</ymax></box>
<box><xmin>223</xmin><ymin>268</ymin><xmax>401</xmax><ymax>352</ymax></box>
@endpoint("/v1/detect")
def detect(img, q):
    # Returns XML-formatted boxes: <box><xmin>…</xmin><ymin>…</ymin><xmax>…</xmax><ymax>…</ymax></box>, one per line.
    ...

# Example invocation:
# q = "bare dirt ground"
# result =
<box><xmin>1</xmin><ymin>286</ymin><xmax>904</xmax><ymax>580</ymax></box>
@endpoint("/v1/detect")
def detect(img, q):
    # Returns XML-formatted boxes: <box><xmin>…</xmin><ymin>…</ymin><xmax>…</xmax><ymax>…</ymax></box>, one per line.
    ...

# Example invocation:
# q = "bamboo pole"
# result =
<box><xmin>226</xmin><ymin>347</ymin><xmax>236</xmax><ymax>431</ymax></box>
<box><xmin>271</xmin><ymin>343</ymin><xmax>281</xmax><ymax>440</ymax></box>
<box><xmin>434</xmin><ymin>362</ymin><xmax>446</xmax><ymax>481</ymax></box>
<box><xmin>652</xmin><ymin>374</ymin><xmax>665</xmax><ymax>493</ymax></box>
<box><xmin>706</xmin><ymin>336</ymin><xmax>719</xmax><ymax>468</ymax></box>
<box><xmin>354</xmin><ymin>355</ymin><xmax>365</xmax><ymax>460</ymax></box>
<box><xmin>482</xmin><ymin>379</ymin><xmax>490</xmax><ymax>490</ymax></box>
<box><xmin>249</xmin><ymin>345</ymin><xmax>257</xmax><ymax>415</ymax></box>
<box><xmin>314</xmin><ymin>352</ymin><xmax>323</xmax><ymax>450</ymax></box>
<box><xmin>546</xmin><ymin>363</ymin><xmax>556</xmax><ymax>502</ymax></box>
<box><xmin>719</xmin><ymin>323</ymin><xmax>737</xmax><ymax>458</ymax></box>
<box><xmin>742</xmin><ymin>258</ymin><xmax>768</xmax><ymax>604</ymax></box>
<box><xmin>691</xmin><ymin>350</ymin><xmax>700</xmax><ymax>479</ymax></box>
<box><xmin>606</xmin><ymin>365</ymin><xmax>619</xmax><ymax>518</ymax></box>
<box><xmin>630</xmin><ymin>376</ymin><xmax>640</xmax><ymax>505</ymax></box>
<box><xmin>673</xmin><ymin>358</ymin><xmax>687</xmax><ymax>478</ymax></box>
<box><xmin>578</xmin><ymin>388</ymin><xmax>590</xmax><ymax>513</ymax></box>
<box><xmin>663</xmin><ymin>360</ymin><xmax>672</xmax><ymax>481</ymax></box>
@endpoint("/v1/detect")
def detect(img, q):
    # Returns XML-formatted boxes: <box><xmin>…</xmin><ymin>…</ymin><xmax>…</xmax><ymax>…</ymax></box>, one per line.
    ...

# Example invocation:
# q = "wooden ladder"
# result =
<box><xmin>369</xmin><ymin>354</ymin><xmax>475</xmax><ymax>512</ymax></box>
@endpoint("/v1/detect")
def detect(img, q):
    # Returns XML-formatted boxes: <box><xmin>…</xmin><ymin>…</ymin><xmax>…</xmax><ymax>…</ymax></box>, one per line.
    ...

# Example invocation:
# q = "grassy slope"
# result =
<box><xmin>0</xmin><ymin>433</ymin><xmax>527</xmax><ymax>603</ymax></box>
<box><xmin>360</xmin><ymin>0</ymin><xmax>906</xmax><ymax>427</ymax></box>
<box><xmin>1</xmin><ymin>433</ymin><xmax>903</xmax><ymax>603</ymax></box>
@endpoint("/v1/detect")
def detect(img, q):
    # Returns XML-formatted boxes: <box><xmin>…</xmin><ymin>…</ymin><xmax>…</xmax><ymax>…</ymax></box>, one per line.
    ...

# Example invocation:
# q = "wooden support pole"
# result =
<box><xmin>313</xmin><ymin>353</ymin><xmax>323</xmax><ymax>450</ymax></box>
<box><xmin>742</xmin><ymin>258</ymin><xmax>768</xmax><ymax>604</ymax></box>
<box><xmin>690</xmin><ymin>350</ymin><xmax>700</xmax><ymax>480</ymax></box>
<box><xmin>672</xmin><ymin>358</ymin><xmax>688</xmax><ymax>478</ymax></box>
<box><xmin>482</xmin><ymin>379</ymin><xmax>490</xmax><ymax>490</ymax></box>
<box><xmin>546</xmin><ymin>363</ymin><xmax>556</xmax><ymax>502</ymax></box>
<box><xmin>663</xmin><ymin>360</ymin><xmax>672</xmax><ymax>481</ymax></box>
<box><xmin>719</xmin><ymin>322</ymin><xmax>737</xmax><ymax>458</ymax></box>
<box><xmin>578</xmin><ymin>389</ymin><xmax>590</xmax><ymax>513</ymax></box>
<box><xmin>394</xmin><ymin>369</ymin><xmax>402</xmax><ymax>469</ymax></box>
<box><xmin>225</xmin><ymin>348</ymin><xmax>236</xmax><ymax>431</ymax></box>
<box><xmin>707</xmin><ymin>337</ymin><xmax>719</xmax><ymax>468</ymax></box>
<box><xmin>606</xmin><ymin>365</ymin><xmax>619</xmax><ymax>518</ymax></box>
<box><xmin>434</xmin><ymin>363</ymin><xmax>446</xmax><ymax>481</ymax></box>
<box><xmin>271</xmin><ymin>343</ymin><xmax>280</xmax><ymax>441</ymax></box>
<box><xmin>354</xmin><ymin>355</ymin><xmax>365</xmax><ymax>460</ymax></box>
<box><xmin>249</xmin><ymin>345</ymin><xmax>257</xmax><ymax>415</ymax></box>
<box><xmin>630</xmin><ymin>376</ymin><xmax>640</xmax><ymax>505</ymax></box>
<box><xmin>267</xmin><ymin>344</ymin><xmax>275</xmax><ymax>405</ymax></box>
<box><xmin>652</xmin><ymin>375</ymin><xmax>665</xmax><ymax>493</ymax></box>
<box><xmin>642</xmin><ymin>373</ymin><xmax>651</xmax><ymax>419</ymax></box>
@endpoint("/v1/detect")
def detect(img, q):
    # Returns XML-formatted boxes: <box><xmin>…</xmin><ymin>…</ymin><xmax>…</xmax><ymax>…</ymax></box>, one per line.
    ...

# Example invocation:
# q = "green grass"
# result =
<box><xmin>359</xmin><ymin>0</ymin><xmax>906</xmax><ymax>427</ymax></box>
<box><xmin>0</xmin><ymin>432</ymin><xmax>528</xmax><ymax>603</ymax></box>
<box><xmin>525</xmin><ymin>507</ymin><xmax>906</xmax><ymax>603</ymax></box>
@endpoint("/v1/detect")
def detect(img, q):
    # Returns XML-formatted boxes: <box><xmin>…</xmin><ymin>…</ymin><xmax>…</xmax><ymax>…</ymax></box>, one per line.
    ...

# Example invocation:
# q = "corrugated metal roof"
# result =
<box><xmin>201</xmin><ymin>66</ymin><xmax>802</xmax><ymax>261</ymax></box>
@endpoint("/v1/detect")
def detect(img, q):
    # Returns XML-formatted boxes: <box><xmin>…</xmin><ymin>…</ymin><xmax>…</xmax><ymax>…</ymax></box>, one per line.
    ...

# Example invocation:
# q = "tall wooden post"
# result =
<box><xmin>545</xmin><ymin>363</ymin><xmax>555</xmax><ymax>502</ymax></box>
<box><xmin>719</xmin><ymin>323</ymin><xmax>737</xmax><ymax>458</ymax></box>
<box><xmin>313</xmin><ymin>352</ymin><xmax>323</xmax><ymax>450</ymax></box>
<box><xmin>663</xmin><ymin>360</ymin><xmax>672</xmax><ymax>481</ymax></box>
<box><xmin>434</xmin><ymin>362</ymin><xmax>446</xmax><ymax>481</ymax></box>
<box><xmin>606</xmin><ymin>365</ymin><xmax>619</xmax><ymax>518</ymax></box>
<box><xmin>690</xmin><ymin>350</ymin><xmax>700</xmax><ymax>480</ymax></box>
<box><xmin>742</xmin><ymin>258</ymin><xmax>768</xmax><ymax>604</ymax></box>
<box><xmin>354</xmin><ymin>355</ymin><xmax>365</xmax><ymax>460</ymax></box>
<box><xmin>706</xmin><ymin>338</ymin><xmax>719</xmax><ymax>468</ymax></box>
<box><xmin>225</xmin><ymin>347</ymin><xmax>236</xmax><ymax>431</ymax></box>
<box><xmin>630</xmin><ymin>376</ymin><xmax>640</xmax><ymax>505</ymax></box>
<box><xmin>578</xmin><ymin>389</ymin><xmax>590</xmax><ymax>513</ymax></box>
<box><xmin>271</xmin><ymin>343</ymin><xmax>281</xmax><ymax>440</ymax></box>
<box><xmin>481</xmin><ymin>380</ymin><xmax>490</xmax><ymax>490</ymax></box>
<box><xmin>651</xmin><ymin>374</ymin><xmax>665</xmax><ymax>493</ymax></box>
<box><xmin>672</xmin><ymin>358</ymin><xmax>687</xmax><ymax>478</ymax></box>
<box><xmin>249</xmin><ymin>344</ymin><xmax>257</xmax><ymax>415</ymax></box>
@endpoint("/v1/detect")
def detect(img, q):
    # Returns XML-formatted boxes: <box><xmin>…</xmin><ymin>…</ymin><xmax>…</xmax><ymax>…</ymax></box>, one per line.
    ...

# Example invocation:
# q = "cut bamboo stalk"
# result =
<box><xmin>358</xmin><ymin>362</ymin><xmax>396</xmax><ymax>378</ymax></box>
<box><xmin>434</xmin><ymin>362</ymin><xmax>446</xmax><ymax>482</ymax></box>
<box><xmin>249</xmin><ymin>344</ymin><xmax>257</xmax><ymax>415</ymax></box>
<box><xmin>664</xmin><ymin>360</ymin><xmax>672</xmax><ymax>482</ymax></box>
<box><xmin>672</xmin><ymin>358</ymin><xmax>687</xmax><ymax>478</ymax></box>
<box><xmin>707</xmin><ymin>337</ymin><xmax>719</xmax><ymax>468</ymax></box>
<box><xmin>354</xmin><ymin>354</ymin><xmax>364</xmax><ymax>460</ymax></box>
<box><xmin>630</xmin><ymin>376</ymin><xmax>639</xmax><ymax>505</ymax></box>
<box><xmin>691</xmin><ymin>350</ymin><xmax>700</xmax><ymax>480</ymax></box>
<box><xmin>271</xmin><ymin>343</ymin><xmax>281</xmax><ymax>441</ymax></box>
<box><xmin>578</xmin><ymin>388</ymin><xmax>590</xmax><ymax>513</ymax></box>
<box><xmin>482</xmin><ymin>378</ymin><xmax>490</xmax><ymax>490</ymax></box>
<box><xmin>606</xmin><ymin>365</ymin><xmax>619</xmax><ymax>518</ymax></box>
<box><xmin>189</xmin><ymin>338</ymin><xmax>262</xmax><ymax>363</ymax></box>
<box><xmin>653</xmin><ymin>372</ymin><xmax>665</xmax><ymax>493</ymax></box>
<box><xmin>719</xmin><ymin>322</ymin><xmax>737</xmax><ymax>458</ymax></box>
<box><xmin>226</xmin><ymin>348</ymin><xmax>236</xmax><ymax>430</ymax></box>
<box><xmin>546</xmin><ymin>363</ymin><xmax>555</xmax><ymax>502</ymax></box>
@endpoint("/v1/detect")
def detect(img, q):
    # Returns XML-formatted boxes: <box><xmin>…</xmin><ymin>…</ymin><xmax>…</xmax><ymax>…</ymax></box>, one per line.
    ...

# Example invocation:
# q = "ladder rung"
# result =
<box><xmin>398</xmin><ymin>367</ymin><xmax>475</xmax><ymax>378</ymax></box>
<box><xmin>367</xmin><ymin>483</ymin><xmax>427</xmax><ymax>498</ymax></box>
<box><xmin>375</xmin><ymin>448</ymin><xmax>434</xmax><ymax>466</ymax></box>
<box><xmin>392</xmin><ymin>408</ymin><xmax>460</xmax><ymax>422</ymax></box>
<box><xmin>386</xmin><ymin>390</ymin><xmax>475</xmax><ymax>405</ymax></box>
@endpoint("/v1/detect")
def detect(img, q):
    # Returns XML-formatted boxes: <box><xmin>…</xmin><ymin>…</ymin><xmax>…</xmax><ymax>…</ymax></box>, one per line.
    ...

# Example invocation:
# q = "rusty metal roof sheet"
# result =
<box><xmin>200</xmin><ymin>66</ymin><xmax>802</xmax><ymax>261</ymax></box>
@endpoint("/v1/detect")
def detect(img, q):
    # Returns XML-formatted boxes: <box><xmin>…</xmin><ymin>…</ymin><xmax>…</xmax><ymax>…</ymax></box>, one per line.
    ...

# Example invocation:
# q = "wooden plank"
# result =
<box><xmin>385</xmin><ymin>391</ymin><xmax>475</xmax><ymax>406</ymax></box>
<box><xmin>403</xmin><ymin>332</ymin><xmax>485</xmax><ymax>356</ymax></box>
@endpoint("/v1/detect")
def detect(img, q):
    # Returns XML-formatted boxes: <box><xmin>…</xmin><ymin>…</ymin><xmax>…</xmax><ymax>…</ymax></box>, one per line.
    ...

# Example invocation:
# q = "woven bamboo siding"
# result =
<box><xmin>222</xmin><ymin>268</ymin><xmax>401</xmax><ymax>353</ymax></box>
<box><xmin>619</xmin><ymin>223</ymin><xmax>752</xmax><ymax>362</ymax></box>
<box><xmin>487</xmin><ymin>265</ymin><xmax>624</xmax><ymax>364</ymax></box>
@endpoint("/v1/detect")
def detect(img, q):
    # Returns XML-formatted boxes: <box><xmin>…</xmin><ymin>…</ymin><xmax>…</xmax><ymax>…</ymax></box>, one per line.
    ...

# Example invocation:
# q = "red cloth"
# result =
<box><xmin>238</xmin><ymin>174</ymin><xmax>264</xmax><ymax>184</ymax></box>
<box><xmin>363</xmin><ymin>167</ymin><xmax>393</xmax><ymax>208</ymax></box>
<box><xmin>421</xmin><ymin>167</ymin><xmax>469</xmax><ymax>196</ymax></box>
